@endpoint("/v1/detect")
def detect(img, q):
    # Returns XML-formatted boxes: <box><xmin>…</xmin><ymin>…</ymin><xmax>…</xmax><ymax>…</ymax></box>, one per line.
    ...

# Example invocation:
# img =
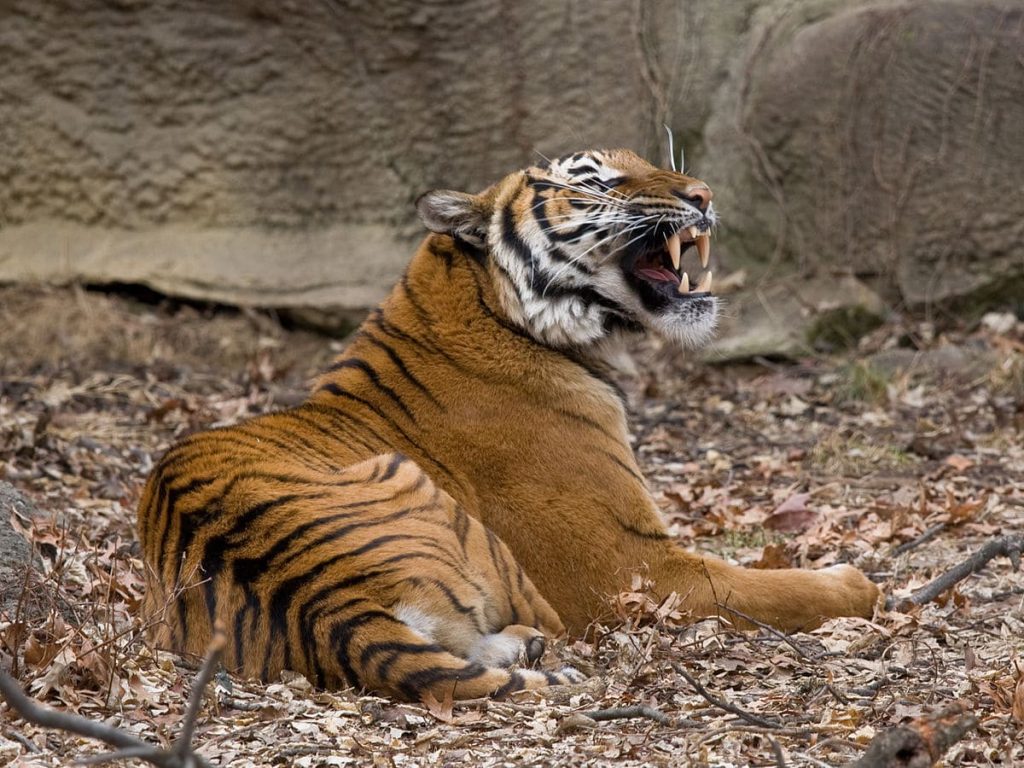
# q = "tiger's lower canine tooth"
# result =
<box><xmin>678</xmin><ymin>271</ymin><xmax>690</xmax><ymax>293</ymax></box>
<box><xmin>667</xmin><ymin>233</ymin><xmax>681</xmax><ymax>270</ymax></box>
<box><xmin>696</xmin><ymin>270</ymin><xmax>713</xmax><ymax>293</ymax></box>
<box><xmin>696</xmin><ymin>234</ymin><xmax>710</xmax><ymax>269</ymax></box>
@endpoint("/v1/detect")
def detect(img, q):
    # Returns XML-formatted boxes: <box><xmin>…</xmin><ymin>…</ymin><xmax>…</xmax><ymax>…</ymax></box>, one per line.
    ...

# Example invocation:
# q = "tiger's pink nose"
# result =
<box><xmin>684</xmin><ymin>183</ymin><xmax>713</xmax><ymax>211</ymax></box>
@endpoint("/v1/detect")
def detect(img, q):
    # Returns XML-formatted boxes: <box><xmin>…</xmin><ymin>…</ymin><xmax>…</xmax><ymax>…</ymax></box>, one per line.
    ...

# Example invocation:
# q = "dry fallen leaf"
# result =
<box><xmin>420</xmin><ymin>688</ymin><xmax>455</xmax><ymax>724</ymax></box>
<box><xmin>946</xmin><ymin>494</ymin><xmax>987</xmax><ymax>524</ymax></box>
<box><xmin>945</xmin><ymin>454</ymin><xmax>975</xmax><ymax>472</ymax></box>
<box><xmin>752</xmin><ymin>542</ymin><xmax>794</xmax><ymax>569</ymax></box>
<box><xmin>764</xmin><ymin>493</ymin><xmax>817</xmax><ymax>533</ymax></box>
<box><xmin>23</xmin><ymin>634</ymin><xmax>62</xmax><ymax>670</ymax></box>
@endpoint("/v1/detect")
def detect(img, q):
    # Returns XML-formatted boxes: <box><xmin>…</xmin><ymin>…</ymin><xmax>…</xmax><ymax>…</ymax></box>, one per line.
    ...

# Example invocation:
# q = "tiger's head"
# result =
<box><xmin>417</xmin><ymin>148</ymin><xmax>718</xmax><ymax>355</ymax></box>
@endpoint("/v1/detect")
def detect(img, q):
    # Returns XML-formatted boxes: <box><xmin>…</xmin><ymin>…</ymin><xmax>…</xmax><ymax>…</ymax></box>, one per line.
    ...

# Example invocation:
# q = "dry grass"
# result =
<box><xmin>0</xmin><ymin>284</ymin><xmax>336</xmax><ymax>380</ymax></box>
<box><xmin>808</xmin><ymin>431</ymin><xmax>916</xmax><ymax>477</ymax></box>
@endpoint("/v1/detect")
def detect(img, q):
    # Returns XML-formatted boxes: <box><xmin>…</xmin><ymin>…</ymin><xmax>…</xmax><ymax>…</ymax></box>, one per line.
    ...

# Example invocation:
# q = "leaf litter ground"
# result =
<box><xmin>0</xmin><ymin>285</ymin><xmax>1021</xmax><ymax>767</ymax></box>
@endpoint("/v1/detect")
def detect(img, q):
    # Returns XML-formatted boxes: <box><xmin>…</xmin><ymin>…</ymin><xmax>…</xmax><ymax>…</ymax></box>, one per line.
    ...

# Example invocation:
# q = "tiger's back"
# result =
<box><xmin>137</xmin><ymin>412</ymin><xmax>575</xmax><ymax>701</ymax></box>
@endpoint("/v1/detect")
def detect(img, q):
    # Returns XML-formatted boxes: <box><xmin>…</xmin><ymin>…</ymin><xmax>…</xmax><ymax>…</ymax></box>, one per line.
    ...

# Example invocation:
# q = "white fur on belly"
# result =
<box><xmin>393</xmin><ymin>604</ymin><xmax>439</xmax><ymax>642</ymax></box>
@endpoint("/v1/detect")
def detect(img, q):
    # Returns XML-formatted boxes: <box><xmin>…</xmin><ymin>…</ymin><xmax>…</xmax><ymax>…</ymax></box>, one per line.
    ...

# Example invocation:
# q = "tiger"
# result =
<box><xmin>137</xmin><ymin>148</ymin><xmax>880</xmax><ymax>702</ymax></box>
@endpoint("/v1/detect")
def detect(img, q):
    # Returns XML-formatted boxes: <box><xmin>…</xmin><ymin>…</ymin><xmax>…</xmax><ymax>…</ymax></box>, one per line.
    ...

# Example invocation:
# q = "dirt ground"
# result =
<box><xmin>0</xmin><ymin>284</ymin><xmax>1022</xmax><ymax>767</ymax></box>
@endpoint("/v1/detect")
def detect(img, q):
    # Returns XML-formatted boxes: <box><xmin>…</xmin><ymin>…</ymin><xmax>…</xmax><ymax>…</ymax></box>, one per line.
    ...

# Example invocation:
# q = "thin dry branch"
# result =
<box><xmin>582</xmin><ymin>705</ymin><xmax>674</xmax><ymax>726</ymax></box>
<box><xmin>844</xmin><ymin>705</ymin><xmax>978</xmax><ymax>768</ymax></box>
<box><xmin>76</xmin><ymin>746</ymin><xmax>174</xmax><ymax>766</ymax></box>
<box><xmin>891</xmin><ymin>534</ymin><xmax>1023</xmax><ymax>610</ymax></box>
<box><xmin>2</xmin><ymin>725</ymin><xmax>41</xmax><ymax>754</ymax></box>
<box><xmin>0</xmin><ymin>671</ymin><xmax>151</xmax><ymax>753</ymax></box>
<box><xmin>174</xmin><ymin>629</ymin><xmax>225</xmax><ymax>760</ymax></box>
<box><xmin>892</xmin><ymin>522</ymin><xmax>947</xmax><ymax>557</ymax></box>
<box><xmin>0</xmin><ymin>626</ymin><xmax>227</xmax><ymax>767</ymax></box>
<box><xmin>715</xmin><ymin>603</ymin><xmax>825</xmax><ymax>661</ymax></box>
<box><xmin>672</xmin><ymin>662</ymin><xmax>782</xmax><ymax>729</ymax></box>
<box><xmin>769</xmin><ymin>738</ymin><xmax>787</xmax><ymax>768</ymax></box>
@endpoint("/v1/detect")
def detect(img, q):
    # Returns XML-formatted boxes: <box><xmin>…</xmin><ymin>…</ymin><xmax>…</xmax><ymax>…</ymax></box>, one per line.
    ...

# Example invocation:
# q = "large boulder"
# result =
<box><xmin>704</xmin><ymin>0</ymin><xmax>1024</xmax><ymax>309</ymax></box>
<box><xmin>704</xmin><ymin>274</ymin><xmax>887</xmax><ymax>362</ymax></box>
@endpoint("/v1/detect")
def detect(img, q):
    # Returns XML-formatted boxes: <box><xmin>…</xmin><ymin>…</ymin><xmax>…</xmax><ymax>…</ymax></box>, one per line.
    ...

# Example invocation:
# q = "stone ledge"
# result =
<box><xmin>0</xmin><ymin>221</ymin><xmax>415</xmax><ymax>312</ymax></box>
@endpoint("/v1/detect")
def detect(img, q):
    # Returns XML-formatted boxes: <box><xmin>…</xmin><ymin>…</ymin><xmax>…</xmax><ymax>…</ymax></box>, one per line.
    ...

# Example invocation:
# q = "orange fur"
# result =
<box><xmin>137</xmin><ymin>150</ymin><xmax>879</xmax><ymax>701</ymax></box>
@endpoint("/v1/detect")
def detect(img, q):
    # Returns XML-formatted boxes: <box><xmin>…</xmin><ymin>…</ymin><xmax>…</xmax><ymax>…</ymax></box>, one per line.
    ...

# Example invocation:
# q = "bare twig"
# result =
<box><xmin>0</xmin><ymin>671</ymin><xmax>152</xmax><ymax>753</ymax></box>
<box><xmin>0</xmin><ymin>625</ymin><xmax>227</xmax><ymax>767</ymax></box>
<box><xmin>845</xmin><ymin>705</ymin><xmax>978</xmax><ymax>768</ymax></box>
<box><xmin>990</xmin><ymin>586</ymin><xmax>1024</xmax><ymax>600</ymax></box>
<box><xmin>769</xmin><ymin>738</ymin><xmax>787</xmax><ymax>768</ymax></box>
<box><xmin>174</xmin><ymin>628</ymin><xmax>226</xmax><ymax>760</ymax></box>
<box><xmin>715</xmin><ymin>603</ymin><xmax>826</xmax><ymax>661</ymax></box>
<box><xmin>76</xmin><ymin>745</ymin><xmax>174</xmax><ymax>766</ymax></box>
<box><xmin>218</xmin><ymin>695</ymin><xmax>267</xmax><ymax>712</ymax></box>
<box><xmin>890</xmin><ymin>534</ymin><xmax>1024</xmax><ymax>610</ymax></box>
<box><xmin>849</xmin><ymin>675</ymin><xmax>891</xmax><ymax>699</ymax></box>
<box><xmin>814</xmin><ymin>680</ymin><xmax>850</xmax><ymax>706</ymax></box>
<box><xmin>9</xmin><ymin>559</ymin><xmax>35</xmax><ymax>679</ymax></box>
<box><xmin>672</xmin><ymin>663</ymin><xmax>781</xmax><ymax>729</ymax></box>
<box><xmin>709</xmin><ymin>606</ymin><xmax>853</xmax><ymax>705</ymax></box>
<box><xmin>892</xmin><ymin>522</ymin><xmax>947</xmax><ymax>557</ymax></box>
<box><xmin>451</xmin><ymin>697</ymin><xmax>534</xmax><ymax>713</ymax></box>
<box><xmin>699</xmin><ymin>724</ymin><xmax>832</xmax><ymax>742</ymax></box>
<box><xmin>278</xmin><ymin>744</ymin><xmax>341</xmax><ymax>759</ymax></box>
<box><xmin>581</xmin><ymin>705</ymin><xmax>673</xmax><ymax>726</ymax></box>
<box><xmin>2</xmin><ymin>726</ymin><xmax>40</xmax><ymax>753</ymax></box>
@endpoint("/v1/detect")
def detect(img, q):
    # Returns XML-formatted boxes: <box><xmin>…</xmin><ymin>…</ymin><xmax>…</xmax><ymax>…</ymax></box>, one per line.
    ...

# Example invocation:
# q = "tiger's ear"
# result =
<box><xmin>416</xmin><ymin>190</ymin><xmax>489</xmax><ymax>247</ymax></box>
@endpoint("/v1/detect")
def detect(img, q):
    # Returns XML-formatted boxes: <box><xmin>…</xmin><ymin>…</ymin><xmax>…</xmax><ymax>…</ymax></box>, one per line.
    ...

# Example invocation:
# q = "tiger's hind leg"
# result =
<box><xmin>313</xmin><ymin>597</ymin><xmax>582</xmax><ymax>701</ymax></box>
<box><xmin>391</xmin><ymin>605</ymin><xmax>547</xmax><ymax>667</ymax></box>
<box><xmin>323</xmin><ymin>453</ymin><xmax>580</xmax><ymax>697</ymax></box>
<box><xmin>203</xmin><ymin>451</ymin><xmax>582</xmax><ymax>699</ymax></box>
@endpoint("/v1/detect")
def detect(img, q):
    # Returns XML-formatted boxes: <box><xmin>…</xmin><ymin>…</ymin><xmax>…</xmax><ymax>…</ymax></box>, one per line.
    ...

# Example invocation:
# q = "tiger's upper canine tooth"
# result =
<box><xmin>696</xmin><ymin>270</ymin><xmax>713</xmax><ymax>293</ymax></box>
<box><xmin>666</xmin><ymin>232</ymin><xmax>681</xmax><ymax>271</ymax></box>
<box><xmin>696</xmin><ymin>233</ymin><xmax>710</xmax><ymax>269</ymax></box>
<box><xmin>678</xmin><ymin>271</ymin><xmax>690</xmax><ymax>293</ymax></box>
<box><xmin>686</xmin><ymin>225</ymin><xmax>699</xmax><ymax>241</ymax></box>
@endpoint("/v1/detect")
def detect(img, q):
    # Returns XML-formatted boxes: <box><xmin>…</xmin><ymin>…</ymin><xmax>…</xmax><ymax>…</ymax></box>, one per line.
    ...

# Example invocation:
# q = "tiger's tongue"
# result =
<box><xmin>638</xmin><ymin>267</ymin><xmax>680</xmax><ymax>283</ymax></box>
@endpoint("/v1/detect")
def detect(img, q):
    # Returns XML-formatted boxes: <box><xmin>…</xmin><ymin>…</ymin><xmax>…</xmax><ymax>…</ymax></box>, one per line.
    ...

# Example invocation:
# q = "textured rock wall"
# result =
<box><xmin>1</xmin><ymin>0</ymin><xmax>738</xmax><ymax>311</ymax></box>
<box><xmin>705</xmin><ymin>0</ymin><xmax>1024</xmax><ymax>306</ymax></box>
<box><xmin>0</xmin><ymin>0</ymin><xmax>1020</xmax><ymax>322</ymax></box>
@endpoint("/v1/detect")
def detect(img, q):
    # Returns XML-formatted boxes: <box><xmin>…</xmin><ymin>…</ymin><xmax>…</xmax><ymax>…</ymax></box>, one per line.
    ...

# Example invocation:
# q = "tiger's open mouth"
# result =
<box><xmin>622</xmin><ymin>225</ymin><xmax>713</xmax><ymax>311</ymax></box>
